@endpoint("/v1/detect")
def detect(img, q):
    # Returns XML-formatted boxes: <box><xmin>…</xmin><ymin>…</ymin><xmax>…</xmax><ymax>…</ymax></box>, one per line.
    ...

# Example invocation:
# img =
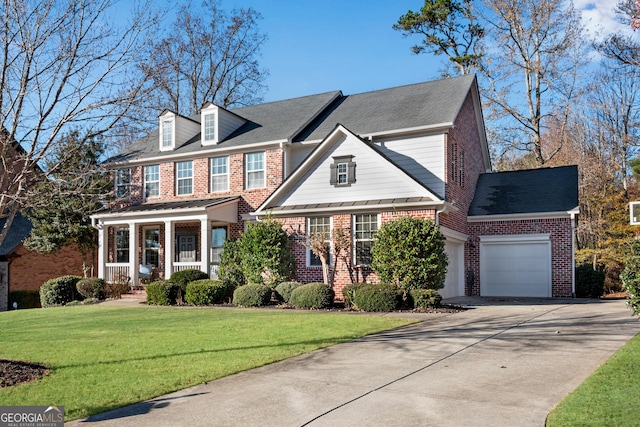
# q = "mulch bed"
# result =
<box><xmin>0</xmin><ymin>359</ymin><xmax>49</xmax><ymax>388</ymax></box>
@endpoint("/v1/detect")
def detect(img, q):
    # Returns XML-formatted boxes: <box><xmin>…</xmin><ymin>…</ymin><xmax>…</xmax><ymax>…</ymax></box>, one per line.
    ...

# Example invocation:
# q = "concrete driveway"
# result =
<box><xmin>69</xmin><ymin>298</ymin><xmax>640</xmax><ymax>427</ymax></box>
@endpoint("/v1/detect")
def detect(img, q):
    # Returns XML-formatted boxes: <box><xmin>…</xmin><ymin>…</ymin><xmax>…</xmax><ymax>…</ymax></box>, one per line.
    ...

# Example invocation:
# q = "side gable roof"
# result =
<box><xmin>468</xmin><ymin>165</ymin><xmax>579</xmax><ymax>217</ymax></box>
<box><xmin>0</xmin><ymin>213</ymin><xmax>32</xmax><ymax>257</ymax></box>
<box><xmin>256</xmin><ymin>124</ymin><xmax>445</xmax><ymax>216</ymax></box>
<box><xmin>295</xmin><ymin>74</ymin><xmax>478</xmax><ymax>142</ymax></box>
<box><xmin>108</xmin><ymin>91</ymin><xmax>342</xmax><ymax>163</ymax></box>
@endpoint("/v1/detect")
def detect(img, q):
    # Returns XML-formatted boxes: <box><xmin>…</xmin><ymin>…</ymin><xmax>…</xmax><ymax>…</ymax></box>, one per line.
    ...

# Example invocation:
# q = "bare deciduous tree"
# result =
<box><xmin>0</xmin><ymin>0</ymin><xmax>157</xmax><ymax>248</ymax></box>
<box><xmin>142</xmin><ymin>0</ymin><xmax>268</xmax><ymax>115</ymax></box>
<box><xmin>480</xmin><ymin>0</ymin><xmax>588</xmax><ymax>166</ymax></box>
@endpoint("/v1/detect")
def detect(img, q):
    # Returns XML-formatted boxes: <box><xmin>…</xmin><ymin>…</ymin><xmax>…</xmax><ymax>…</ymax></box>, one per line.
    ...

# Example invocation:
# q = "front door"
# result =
<box><xmin>178</xmin><ymin>235</ymin><xmax>197</xmax><ymax>262</ymax></box>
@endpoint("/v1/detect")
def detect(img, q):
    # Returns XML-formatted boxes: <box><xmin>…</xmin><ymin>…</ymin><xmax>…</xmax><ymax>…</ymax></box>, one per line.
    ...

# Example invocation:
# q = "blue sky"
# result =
<box><xmin>221</xmin><ymin>0</ymin><xmax>623</xmax><ymax>103</ymax></box>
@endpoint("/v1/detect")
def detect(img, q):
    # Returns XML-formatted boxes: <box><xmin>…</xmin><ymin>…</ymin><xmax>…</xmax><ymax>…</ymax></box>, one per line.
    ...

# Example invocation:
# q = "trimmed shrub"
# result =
<box><xmin>169</xmin><ymin>269</ymin><xmax>209</xmax><ymax>297</ymax></box>
<box><xmin>77</xmin><ymin>277</ymin><xmax>107</xmax><ymax>300</ymax></box>
<box><xmin>408</xmin><ymin>289</ymin><xmax>442</xmax><ymax>309</ymax></box>
<box><xmin>274</xmin><ymin>281</ymin><xmax>302</xmax><ymax>303</ymax></box>
<box><xmin>185</xmin><ymin>279</ymin><xmax>230</xmax><ymax>305</ymax></box>
<box><xmin>371</xmin><ymin>216</ymin><xmax>448</xmax><ymax>291</ymax></box>
<box><xmin>237</xmin><ymin>218</ymin><xmax>297</xmax><ymax>285</ymax></box>
<box><xmin>146</xmin><ymin>280</ymin><xmax>179</xmax><ymax>306</ymax></box>
<box><xmin>9</xmin><ymin>290</ymin><xmax>41</xmax><ymax>309</ymax></box>
<box><xmin>575</xmin><ymin>264</ymin><xmax>605</xmax><ymax>298</ymax></box>
<box><xmin>290</xmin><ymin>282</ymin><xmax>334</xmax><ymax>310</ymax></box>
<box><xmin>105</xmin><ymin>282</ymin><xmax>130</xmax><ymax>299</ymax></box>
<box><xmin>219</xmin><ymin>238</ymin><xmax>246</xmax><ymax>289</ymax></box>
<box><xmin>232</xmin><ymin>284</ymin><xmax>272</xmax><ymax>307</ymax></box>
<box><xmin>350</xmin><ymin>283</ymin><xmax>400</xmax><ymax>312</ymax></box>
<box><xmin>342</xmin><ymin>283</ymin><xmax>367</xmax><ymax>309</ymax></box>
<box><xmin>40</xmin><ymin>275</ymin><xmax>83</xmax><ymax>307</ymax></box>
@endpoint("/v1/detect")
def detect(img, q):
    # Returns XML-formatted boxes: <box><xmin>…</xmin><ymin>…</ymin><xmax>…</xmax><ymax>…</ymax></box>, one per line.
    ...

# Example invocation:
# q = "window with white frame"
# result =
<box><xmin>246</xmin><ymin>152</ymin><xmax>265</xmax><ymax>189</ymax></box>
<box><xmin>204</xmin><ymin>113</ymin><xmax>216</xmax><ymax>143</ymax></box>
<box><xmin>210</xmin><ymin>156</ymin><xmax>229</xmax><ymax>192</ymax></box>
<box><xmin>176</xmin><ymin>161</ymin><xmax>193</xmax><ymax>195</ymax></box>
<box><xmin>354</xmin><ymin>214</ymin><xmax>378</xmax><ymax>266</ymax></box>
<box><xmin>115</xmin><ymin>228</ymin><xmax>129</xmax><ymax>263</ymax></box>
<box><xmin>115</xmin><ymin>168</ymin><xmax>131</xmax><ymax>198</ymax></box>
<box><xmin>161</xmin><ymin>119</ymin><xmax>173</xmax><ymax>149</ymax></box>
<box><xmin>308</xmin><ymin>217</ymin><xmax>331</xmax><ymax>267</ymax></box>
<box><xmin>144</xmin><ymin>165</ymin><xmax>160</xmax><ymax>198</ymax></box>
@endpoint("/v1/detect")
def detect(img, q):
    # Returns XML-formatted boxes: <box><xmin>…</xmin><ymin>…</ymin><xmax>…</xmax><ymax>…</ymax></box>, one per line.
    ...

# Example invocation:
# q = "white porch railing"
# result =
<box><xmin>105</xmin><ymin>263</ymin><xmax>130</xmax><ymax>284</ymax></box>
<box><xmin>173</xmin><ymin>262</ymin><xmax>204</xmax><ymax>273</ymax></box>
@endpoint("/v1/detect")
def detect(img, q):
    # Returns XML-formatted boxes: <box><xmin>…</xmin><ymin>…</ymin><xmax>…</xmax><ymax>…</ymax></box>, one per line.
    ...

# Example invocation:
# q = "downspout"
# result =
<box><xmin>435</xmin><ymin>203</ymin><xmax>447</xmax><ymax>226</ymax></box>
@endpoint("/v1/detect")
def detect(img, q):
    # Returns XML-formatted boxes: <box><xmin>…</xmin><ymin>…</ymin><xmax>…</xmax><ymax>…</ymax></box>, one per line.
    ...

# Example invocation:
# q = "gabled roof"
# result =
<box><xmin>108</xmin><ymin>91</ymin><xmax>342</xmax><ymax>163</ymax></box>
<box><xmin>255</xmin><ymin>124</ymin><xmax>445</xmax><ymax>216</ymax></box>
<box><xmin>0</xmin><ymin>213</ymin><xmax>32</xmax><ymax>257</ymax></box>
<box><xmin>468</xmin><ymin>166</ymin><xmax>579</xmax><ymax>217</ymax></box>
<box><xmin>295</xmin><ymin>74</ymin><xmax>478</xmax><ymax>142</ymax></box>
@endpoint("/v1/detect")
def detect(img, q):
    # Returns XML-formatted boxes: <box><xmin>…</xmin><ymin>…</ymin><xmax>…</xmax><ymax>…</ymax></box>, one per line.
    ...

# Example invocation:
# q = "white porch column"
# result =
<box><xmin>129</xmin><ymin>222</ymin><xmax>139</xmax><ymax>285</ymax></box>
<box><xmin>97</xmin><ymin>222</ymin><xmax>106</xmax><ymax>279</ymax></box>
<box><xmin>201</xmin><ymin>217</ymin><xmax>211</xmax><ymax>276</ymax></box>
<box><xmin>164</xmin><ymin>220</ymin><xmax>173</xmax><ymax>280</ymax></box>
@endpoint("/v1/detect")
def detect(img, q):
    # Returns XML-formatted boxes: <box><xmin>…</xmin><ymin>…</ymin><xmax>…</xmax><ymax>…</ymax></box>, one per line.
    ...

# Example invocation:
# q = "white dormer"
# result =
<box><xmin>200</xmin><ymin>102</ymin><xmax>247</xmax><ymax>146</ymax></box>
<box><xmin>159</xmin><ymin>110</ymin><xmax>201</xmax><ymax>152</ymax></box>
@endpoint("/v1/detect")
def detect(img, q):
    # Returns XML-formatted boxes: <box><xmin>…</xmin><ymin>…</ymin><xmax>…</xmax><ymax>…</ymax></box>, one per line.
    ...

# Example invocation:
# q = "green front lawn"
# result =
<box><xmin>547</xmin><ymin>331</ymin><xmax>640</xmax><ymax>426</ymax></box>
<box><xmin>0</xmin><ymin>305</ymin><xmax>415</xmax><ymax>421</ymax></box>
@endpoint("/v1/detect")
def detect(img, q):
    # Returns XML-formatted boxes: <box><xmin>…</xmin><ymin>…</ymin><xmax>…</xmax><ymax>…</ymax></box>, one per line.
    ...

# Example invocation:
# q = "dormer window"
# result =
<box><xmin>204</xmin><ymin>112</ymin><xmax>216</xmax><ymax>143</ymax></box>
<box><xmin>160</xmin><ymin>118</ymin><xmax>174</xmax><ymax>151</ymax></box>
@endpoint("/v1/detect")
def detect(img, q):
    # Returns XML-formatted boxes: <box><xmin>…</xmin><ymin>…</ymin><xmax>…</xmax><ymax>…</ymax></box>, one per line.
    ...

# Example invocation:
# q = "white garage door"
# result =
<box><xmin>480</xmin><ymin>235</ymin><xmax>551</xmax><ymax>297</ymax></box>
<box><xmin>441</xmin><ymin>240</ymin><xmax>464</xmax><ymax>299</ymax></box>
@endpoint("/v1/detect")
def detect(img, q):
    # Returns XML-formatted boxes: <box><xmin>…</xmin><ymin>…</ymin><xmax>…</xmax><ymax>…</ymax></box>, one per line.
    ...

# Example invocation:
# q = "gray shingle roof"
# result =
<box><xmin>108</xmin><ymin>91</ymin><xmax>341</xmax><ymax>163</ymax></box>
<box><xmin>108</xmin><ymin>74</ymin><xmax>478</xmax><ymax>163</ymax></box>
<box><xmin>468</xmin><ymin>165</ymin><xmax>579</xmax><ymax>216</ymax></box>
<box><xmin>0</xmin><ymin>213</ymin><xmax>32</xmax><ymax>256</ymax></box>
<box><xmin>295</xmin><ymin>74</ymin><xmax>477</xmax><ymax>141</ymax></box>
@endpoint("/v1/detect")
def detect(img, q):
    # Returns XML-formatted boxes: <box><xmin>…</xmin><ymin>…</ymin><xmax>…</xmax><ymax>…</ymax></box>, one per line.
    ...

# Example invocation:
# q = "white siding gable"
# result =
<box><xmin>375</xmin><ymin>134</ymin><xmax>445</xmax><ymax>198</ymax></box>
<box><xmin>275</xmin><ymin>130</ymin><xmax>438</xmax><ymax>208</ymax></box>
<box><xmin>201</xmin><ymin>103</ymin><xmax>246</xmax><ymax>146</ymax></box>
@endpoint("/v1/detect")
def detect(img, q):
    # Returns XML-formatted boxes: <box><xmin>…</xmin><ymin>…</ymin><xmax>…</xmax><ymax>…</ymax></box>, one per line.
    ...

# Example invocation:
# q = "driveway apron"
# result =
<box><xmin>69</xmin><ymin>298</ymin><xmax>640</xmax><ymax>427</ymax></box>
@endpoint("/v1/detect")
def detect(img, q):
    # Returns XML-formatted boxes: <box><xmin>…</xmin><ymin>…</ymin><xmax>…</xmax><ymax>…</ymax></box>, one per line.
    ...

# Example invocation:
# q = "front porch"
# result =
<box><xmin>92</xmin><ymin>197</ymin><xmax>239</xmax><ymax>286</ymax></box>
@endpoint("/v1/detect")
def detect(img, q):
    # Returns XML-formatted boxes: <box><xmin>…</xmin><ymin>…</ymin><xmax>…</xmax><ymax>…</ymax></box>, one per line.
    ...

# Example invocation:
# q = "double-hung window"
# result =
<box><xmin>204</xmin><ymin>113</ymin><xmax>216</xmax><ymax>143</ymax></box>
<box><xmin>176</xmin><ymin>161</ymin><xmax>193</xmax><ymax>195</ymax></box>
<box><xmin>354</xmin><ymin>214</ymin><xmax>378</xmax><ymax>266</ymax></box>
<box><xmin>161</xmin><ymin>120</ymin><xmax>173</xmax><ymax>149</ymax></box>
<box><xmin>246</xmin><ymin>152</ymin><xmax>265</xmax><ymax>189</ymax></box>
<box><xmin>308</xmin><ymin>217</ymin><xmax>331</xmax><ymax>267</ymax></box>
<box><xmin>330</xmin><ymin>156</ymin><xmax>356</xmax><ymax>186</ymax></box>
<box><xmin>144</xmin><ymin>165</ymin><xmax>160</xmax><ymax>198</ymax></box>
<box><xmin>115</xmin><ymin>168</ymin><xmax>131</xmax><ymax>198</ymax></box>
<box><xmin>211</xmin><ymin>156</ymin><xmax>229</xmax><ymax>192</ymax></box>
<box><xmin>115</xmin><ymin>228</ymin><xmax>129</xmax><ymax>263</ymax></box>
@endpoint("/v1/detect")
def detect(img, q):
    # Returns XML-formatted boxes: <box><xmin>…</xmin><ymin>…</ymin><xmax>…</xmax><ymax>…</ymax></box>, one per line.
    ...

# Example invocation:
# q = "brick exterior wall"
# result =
<box><xmin>467</xmin><ymin>218</ymin><xmax>574</xmax><ymax>298</ymax></box>
<box><xmin>8</xmin><ymin>243</ymin><xmax>89</xmax><ymax>292</ymax></box>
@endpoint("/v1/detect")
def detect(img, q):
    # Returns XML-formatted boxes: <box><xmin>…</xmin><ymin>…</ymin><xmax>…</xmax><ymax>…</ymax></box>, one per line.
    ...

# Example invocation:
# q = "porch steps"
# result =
<box><xmin>120</xmin><ymin>289</ymin><xmax>147</xmax><ymax>300</ymax></box>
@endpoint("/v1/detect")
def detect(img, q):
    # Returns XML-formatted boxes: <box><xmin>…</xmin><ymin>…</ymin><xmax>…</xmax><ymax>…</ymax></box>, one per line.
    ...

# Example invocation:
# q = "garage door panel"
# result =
<box><xmin>481</xmin><ymin>240</ymin><xmax>551</xmax><ymax>297</ymax></box>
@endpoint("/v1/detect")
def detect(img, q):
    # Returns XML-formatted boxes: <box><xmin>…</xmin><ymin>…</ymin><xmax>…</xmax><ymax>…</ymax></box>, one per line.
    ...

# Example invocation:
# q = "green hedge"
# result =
<box><xmin>146</xmin><ymin>281</ymin><xmax>179</xmax><ymax>306</ymax></box>
<box><xmin>77</xmin><ymin>277</ymin><xmax>107</xmax><ymax>300</ymax></box>
<box><xmin>274</xmin><ymin>281</ymin><xmax>302</xmax><ymax>303</ymax></box>
<box><xmin>9</xmin><ymin>290</ymin><xmax>41</xmax><ymax>309</ymax></box>
<box><xmin>185</xmin><ymin>279</ymin><xmax>231</xmax><ymax>305</ymax></box>
<box><xmin>289</xmin><ymin>282</ymin><xmax>334</xmax><ymax>310</ymax></box>
<box><xmin>349</xmin><ymin>283</ymin><xmax>400</xmax><ymax>312</ymax></box>
<box><xmin>40</xmin><ymin>275</ymin><xmax>83</xmax><ymax>307</ymax></box>
<box><xmin>575</xmin><ymin>264</ymin><xmax>605</xmax><ymax>298</ymax></box>
<box><xmin>408</xmin><ymin>289</ymin><xmax>442</xmax><ymax>309</ymax></box>
<box><xmin>169</xmin><ymin>269</ymin><xmax>209</xmax><ymax>297</ymax></box>
<box><xmin>232</xmin><ymin>284</ymin><xmax>272</xmax><ymax>307</ymax></box>
<box><xmin>342</xmin><ymin>283</ymin><xmax>367</xmax><ymax>309</ymax></box>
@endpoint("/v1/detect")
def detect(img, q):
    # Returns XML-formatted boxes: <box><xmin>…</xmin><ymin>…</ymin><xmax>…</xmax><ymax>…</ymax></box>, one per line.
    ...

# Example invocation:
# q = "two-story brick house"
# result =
<box><xmin>92</xmin><ymin>74</ymin><xmax>579</xmax><ymax>299</ymax></box>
